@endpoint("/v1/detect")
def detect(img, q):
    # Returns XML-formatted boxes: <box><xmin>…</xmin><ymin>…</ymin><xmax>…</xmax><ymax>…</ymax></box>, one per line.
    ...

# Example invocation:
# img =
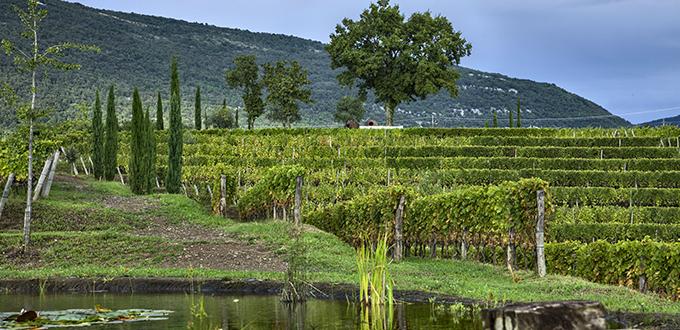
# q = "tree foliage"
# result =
<box><xmin>128</xmin><ymin>88</ymin><xmax>146</xmax><ymax>194</ymax></box>
<box><xmin>207</xmin><ymin>99</ymin><xmax>235</xmax><ymax>129</ymax></box>
<box><xmin>226</xmin><ymin>55</ymin><xmax>264</xmax><ymax>129</ymax></box>
<box><xmin>166</xmin><ymin>57</ymin><xmax>183</xmax><ymax>194</ymax></box>
<box><xmin>194</xmin><ymin>86</ymin><xmax>202</xmax><ymax>130</ymax></box>
<box><xmin>262</xmin><ymin>61</ymin><xmax>312</xmax><ymax>128</ymax></box>
<box><xmin>334</xmin><ymin>95</ymin><xmax>365</xmax><ymax>124</ymax></box>
<box><xmin>91</xmin><ymin>90</ymin><xmax>104</xmax><ymax>179</ymax></box>
<box><xmin>103</xmin><ymin>85</ymin><xmax>118</xmax><ymax>181</ymax></box>
<box><xmin>516</xmin><ymin>97</ymin><xmax>522</xmax><ymax>128</ymax></box>
<box><xmin>326</xmin><ymin>0</ymin><xmax>472</xmax><ymax>125</ymax></box>
<box><xmin>155</xmin><ymin>91</ymin><xmax>163</xmax><ymax>130</ymax></box>
<box><xmin>144</xmin><ymin>106</ymin><xmax>156</xmax><ymax>193</ymax></box>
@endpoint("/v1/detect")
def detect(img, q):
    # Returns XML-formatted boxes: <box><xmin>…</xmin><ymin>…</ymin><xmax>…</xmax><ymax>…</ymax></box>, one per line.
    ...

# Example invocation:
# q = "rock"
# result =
<box><xmin>482</xmin><ymin>301</ymin><xmax>607</xmax><ymax>330</ymax></box>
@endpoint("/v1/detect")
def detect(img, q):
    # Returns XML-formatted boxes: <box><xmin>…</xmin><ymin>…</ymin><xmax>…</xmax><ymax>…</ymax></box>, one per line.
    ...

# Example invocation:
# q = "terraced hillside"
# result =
<box><xmin>9</xmin><ymin>126</ymin><xmax>678</xmax><ymax>295</ymax></box>
<box><xmin>111</xmin><ymin>126</ymin><xmax>680</xmax><ymax>296</ymax></box>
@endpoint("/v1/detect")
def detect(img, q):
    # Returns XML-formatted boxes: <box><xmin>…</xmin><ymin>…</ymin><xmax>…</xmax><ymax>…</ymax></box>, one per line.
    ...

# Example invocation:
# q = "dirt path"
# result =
<box><xmin>135</xmin><ymin>216</ymin><xmax>286</xmax><ymax>272</ymax></box>
<box><xmin>2</xmin><ymin>175</ymin><xmax>286</xmax><ymax>273</ymax></box>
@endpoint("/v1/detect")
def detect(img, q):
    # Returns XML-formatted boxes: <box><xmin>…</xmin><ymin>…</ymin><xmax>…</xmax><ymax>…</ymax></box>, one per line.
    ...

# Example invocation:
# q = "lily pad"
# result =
<box><xmin>0</xmin><ymin>308</ymin><xmax>173</xmax><ymax>329</ymax></box>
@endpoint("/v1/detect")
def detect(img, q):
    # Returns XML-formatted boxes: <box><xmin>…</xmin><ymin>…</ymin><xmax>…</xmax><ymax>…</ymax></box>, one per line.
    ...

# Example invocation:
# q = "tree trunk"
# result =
<box><xmin>0</xmin><ymin>173</ymin><xmax>15</xmax><ymax>220</ymax></box>
<box><xmin>23</xmin><ymin>19</ymin><xmax>39</xmax><ymax>251</ymax></box>
<box><xmin>33</xmin><ymin>154</ymin><xmax>54</xmax><ymax>202</ymax></box>
<box><xmin>385</xmin><ymin>103</ymin><xmax>395</xmax><ymax>126</ymax></box>
<box><xmin>41</xmin><ymin>150</ymin><xmax>61</xmax><ymax>198</ymax></box>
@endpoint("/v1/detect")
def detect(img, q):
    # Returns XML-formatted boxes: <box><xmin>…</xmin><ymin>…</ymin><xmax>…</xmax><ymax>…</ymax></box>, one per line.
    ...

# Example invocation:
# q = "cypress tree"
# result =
<box><xmin>516</xmin><ymin>97</ymin><xmax>522</xmax><ymax>128</ymax></box>
<box><xmin>195</xmin><ymin>86</ymin><xmax>202</xmax><ymax>130</ymax></box>
<box><xmin>166</xmin><ymin>57</ymin><xmax>183</xmax><ymax>193</ymax></box>
<box><xmin>129</xmin><ymin>88</ymin><xmax>145</xmax><ymax>194</ymax></box>
<box><xmin>492</xmin><ymin>110</ymin><xmax>498</xmax><ymax>127</ymax></box>
<box><xmin>235</xmin><ymin>106</ymin><xmax>239</xmax><ymax>129</ymax></box>
<box><xmin>484</xmin><ymin>120</ymin><xmax>489</xmax><ymax>128</ymax></box>
<box><xmin>509</xmin><ymin>109</ymin><xmax>514</xmax><ymax>128</ymax></box>
<box><xmin>103</xmin><ymin>85</ymin><xmax>118</xmax><ymax>181</ymax></box>
<box><xmin>156</xmin><ymin>92</ymin><xmax>164</xmax><ymax>130</ymax></box>
<box><xmin>145</xmin><ymin>107</ymin><xmax>157</xmax><ymax>193</ymax></box>
<box><xmin>91</xmin><ymin>90</ymin><xmax>104</xmax><ymax>179</ymax></box>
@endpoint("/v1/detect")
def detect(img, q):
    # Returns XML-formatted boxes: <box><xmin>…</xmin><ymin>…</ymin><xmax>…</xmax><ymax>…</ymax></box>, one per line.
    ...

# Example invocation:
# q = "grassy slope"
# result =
<box><xmin>0</xmin><ymin>177</ymin><xmax>678</xmax><ymax>314</ymax></box>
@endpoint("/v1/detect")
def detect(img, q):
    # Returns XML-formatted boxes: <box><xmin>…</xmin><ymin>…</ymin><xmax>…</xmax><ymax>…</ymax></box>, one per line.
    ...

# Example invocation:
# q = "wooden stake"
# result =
<box><xmin>394</xmin><ymin>195</ymin><xmax>406</xmax><ymax>262</ymax></box>
<box><xmin>42</xmin><ymin>150</ymin><xmax>61</xmax><ymax>198</ymax></box>
<box><xmin>0</xmin><ymin>173</ymin><xmax>15</xmax><ymax>220</ymax></box>
<box><xmin>536</xmin><ymin>190</ymin><xmax>546</xmax><ymax>278</ymax></box>
<box><xmin>80</xmin><ymin>157</ymin><xmax>90</xmax><ymax>175</ymax></box>
<box><xmin>220</xmin><ymin>175</ymin><xmax>227</xmax><ymax>218</ymax></box>
<box><xmin>33</xmin><ymin>154</ymin><xmax>54</xmax><ymax>201</ymax></box>
<box><xmin>461</xmin><ymin>230</ymin><xmax>468</xmax><ymax>260</ymax></box>
<box><xmin>294</xmin><ymin>176</ymin><xmax>302</xmax><ymax>226</ymax></box>
<box><xmin>116</xmin><ymin>166</ymin><xmax>125</xmax><ymax>185</ymax></box>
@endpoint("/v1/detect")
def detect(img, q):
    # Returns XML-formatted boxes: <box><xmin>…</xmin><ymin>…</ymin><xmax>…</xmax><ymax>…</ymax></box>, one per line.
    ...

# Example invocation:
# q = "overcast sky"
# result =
<box><xmin>67</xmin><ymin>0</ymin><xmax>680</xmax><ymax>123</ymax></box>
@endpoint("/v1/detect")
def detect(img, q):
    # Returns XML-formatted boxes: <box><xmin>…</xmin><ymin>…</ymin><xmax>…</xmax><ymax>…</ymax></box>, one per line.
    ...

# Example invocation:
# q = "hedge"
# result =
<box><xmin>546</xmin><ymin>240</ymin><xmax>680</xmax><ymax>296</ymax></box>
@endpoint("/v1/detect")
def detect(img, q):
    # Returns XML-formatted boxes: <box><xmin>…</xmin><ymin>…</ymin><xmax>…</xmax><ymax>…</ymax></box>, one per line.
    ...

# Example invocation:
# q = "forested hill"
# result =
<box><xmin>641</xmin><ymin>115</ymin><xmax>680</xmax><ymax>127</ymax></box>
<box><xmin>0</xmin><ymin>0</ymin><xmax>631</xmax><ymax>128</ymax></box>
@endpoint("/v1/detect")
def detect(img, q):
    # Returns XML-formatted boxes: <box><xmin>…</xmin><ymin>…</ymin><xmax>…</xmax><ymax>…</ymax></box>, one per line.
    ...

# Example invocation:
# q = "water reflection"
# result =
<box><xmin>0</xmin><ymin>293</ymin><xmax>483</xmax><ymax>329</ymax></box>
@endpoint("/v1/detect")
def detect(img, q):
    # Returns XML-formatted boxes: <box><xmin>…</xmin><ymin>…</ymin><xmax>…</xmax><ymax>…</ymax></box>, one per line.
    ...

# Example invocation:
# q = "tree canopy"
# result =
<box><xmin>226</xmin><ymin>55</ymin><xmax>264</xmax><ymax>129</ymax></box>
<box><xmin>262</xmin><ymin>60</ymin><xmax>312</xmax><ymax>128</ymax></box>
<box><xmin>334</xmin><ymin>96</ymin><xmax>365</xmax><ymax>124</ymax></box>
<box><xmin>326</xmin><ymin>0</ymin><xmax>472</xmax><ymax>125</ymax></box>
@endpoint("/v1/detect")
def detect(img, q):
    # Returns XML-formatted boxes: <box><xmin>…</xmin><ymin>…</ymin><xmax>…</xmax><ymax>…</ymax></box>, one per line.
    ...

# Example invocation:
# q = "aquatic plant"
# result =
<box><xmin>0</xmin><ymin>308</ymin><xmax>172</xmax><ymax>329</ymax></box>
<box><xmin>357</xmin><ymin>235</ymin><xmax>394</xmax><ymax>329</ymax></box>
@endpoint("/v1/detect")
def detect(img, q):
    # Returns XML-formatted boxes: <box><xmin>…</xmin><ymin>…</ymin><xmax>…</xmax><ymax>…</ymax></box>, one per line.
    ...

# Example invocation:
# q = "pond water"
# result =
<box><xmin>0</xmin><ymin>293</ymin><xmax>483</xmax><ymax>329</ymax></box>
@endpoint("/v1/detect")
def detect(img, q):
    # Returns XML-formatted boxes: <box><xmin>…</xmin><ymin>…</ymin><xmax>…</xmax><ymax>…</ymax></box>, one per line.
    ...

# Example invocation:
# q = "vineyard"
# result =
<box><xmin>4</xmin><ymin>126</ymin><xmax>680</xmax><ymax>297</ymax></box>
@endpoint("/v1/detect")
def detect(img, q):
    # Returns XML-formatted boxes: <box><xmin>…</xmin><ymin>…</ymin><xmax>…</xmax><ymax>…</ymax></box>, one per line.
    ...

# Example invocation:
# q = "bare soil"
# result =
<box><xmin>2</xmin><ymin>175</ymin><xmax>286</xmax><ymax>273</ymax></box>
<box><xmin>137</xmin><ymin>216</ymin><xmax>286</xmax><ymax>272</ymax></box>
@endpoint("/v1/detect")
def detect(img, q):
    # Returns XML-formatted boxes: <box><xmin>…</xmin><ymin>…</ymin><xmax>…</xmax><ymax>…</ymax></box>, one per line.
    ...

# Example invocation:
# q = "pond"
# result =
<box><xmin>0</xmin><ymin>293</ymin><xmax>483</xmax><ymax>329</ymax></box>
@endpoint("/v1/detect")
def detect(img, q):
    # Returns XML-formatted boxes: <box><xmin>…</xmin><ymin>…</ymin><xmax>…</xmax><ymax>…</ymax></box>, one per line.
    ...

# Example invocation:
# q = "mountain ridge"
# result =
<box><xmin>0</xmin><ymin>0</ymin><xmax>631</xmax><ymax>128</ymax></box>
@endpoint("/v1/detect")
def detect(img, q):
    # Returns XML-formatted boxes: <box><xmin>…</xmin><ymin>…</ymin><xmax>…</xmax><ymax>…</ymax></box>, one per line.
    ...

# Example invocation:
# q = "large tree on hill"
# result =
<box><xmin>156</xmin><ymin>92</ymin><xmax>164</xmax><ymax>130</ymax></box>
<box><xmin>91</xmin><ymin>90</ymin><xmax>104</xmax><ymax>179</ymax></box>
<box><xmin>326</xmin><ymin>0</ymin><xmax>472</xmax><ymax>126</ymax></box>
<box><xmin>226</xmin><ymin>55</ymin><xmax>264</xmax><ymax>129</ymax></box>
<box><xmin>0</xmin><ymin>0</ymin><xmax>99</xmax><ymax>249</ymax></box>
<box><xmin>166</xmin><ymin>57</ymin><xmax>183</xmax><ymax>194</ymax></box>
<box><xmin>262</xmin><ymin>60</ymin><xmax>312</xmax><ymax>128</ymax></box>
<box><xmin>194</xmin><ymin>86</ymin><xmax>202</xmax><ymax>130</ymax></box>
<box><xmin>128</xmin><ymin>88</ymin><xmax>146</xmax><ymax>194</ymax></box>
<box><xmin>104</xmin><ymin>85</ymin><xmax>118</xmax><ymax>181</ymax></box>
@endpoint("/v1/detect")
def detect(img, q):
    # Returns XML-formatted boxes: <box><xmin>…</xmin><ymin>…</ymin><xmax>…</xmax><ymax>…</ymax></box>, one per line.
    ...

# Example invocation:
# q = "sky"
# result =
<box><xmin>66</xmin><ymin>0</ymin><xmax>680</xmax><ymax>124</ymax></box>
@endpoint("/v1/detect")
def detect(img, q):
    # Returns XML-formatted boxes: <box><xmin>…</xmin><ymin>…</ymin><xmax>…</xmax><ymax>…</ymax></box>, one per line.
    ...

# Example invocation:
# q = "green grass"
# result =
<box><xmin>1</xmin><ymin>176</ymin><xmax>680</xmax><ymax>314</ymax></box>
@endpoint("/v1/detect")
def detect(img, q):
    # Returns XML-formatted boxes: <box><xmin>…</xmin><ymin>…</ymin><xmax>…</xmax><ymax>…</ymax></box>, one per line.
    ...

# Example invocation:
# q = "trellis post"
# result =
<box><xmin>394</xmin><ymin>195</ymin><xmax>406</xmax><ymax>261</ymax></box>
<box><xmin>219</xmin><ymin>175</ymin><xmax>227</xmax><ymax>218</ymax></box>
<box><xmin>536</xmin><ymin>189</ymin><xmax>546</xmax><ymax>278</ymax></box>
<box><xmin>294</xmin><ymin>176</ymin><xmax>303</xmax><ymax>226</ymax></box>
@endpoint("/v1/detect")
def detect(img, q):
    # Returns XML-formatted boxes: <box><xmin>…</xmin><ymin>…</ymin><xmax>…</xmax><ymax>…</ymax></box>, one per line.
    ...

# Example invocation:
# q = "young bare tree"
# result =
<box><xmin>1</xmin><ymin>0</ymin><xmax>99</xmax><ymax>250</ymax></box>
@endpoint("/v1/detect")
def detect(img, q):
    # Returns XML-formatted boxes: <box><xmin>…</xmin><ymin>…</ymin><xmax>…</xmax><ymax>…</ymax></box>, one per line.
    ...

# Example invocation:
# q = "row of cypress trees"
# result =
<box><xmin>486</xmin><ymin>98</ymin><xmax>523</xmax><ymax>128</ymax></box>
<box><xmin>91</xmin><ymin>57</ymin><xmax>183</xmax><ymax>195</ymax></box>
<box><xmin>92</xmin><ymin>86</ymin><xmax>118</xmax><ymax>181</ymax></box>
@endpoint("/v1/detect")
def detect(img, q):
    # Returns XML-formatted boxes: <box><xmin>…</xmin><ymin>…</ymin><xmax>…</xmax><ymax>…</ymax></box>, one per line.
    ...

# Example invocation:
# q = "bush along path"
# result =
<box><xmin>2</xmin><ymin>175</ymin><xmax>680</xmax><ymax>319</ymax></box>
